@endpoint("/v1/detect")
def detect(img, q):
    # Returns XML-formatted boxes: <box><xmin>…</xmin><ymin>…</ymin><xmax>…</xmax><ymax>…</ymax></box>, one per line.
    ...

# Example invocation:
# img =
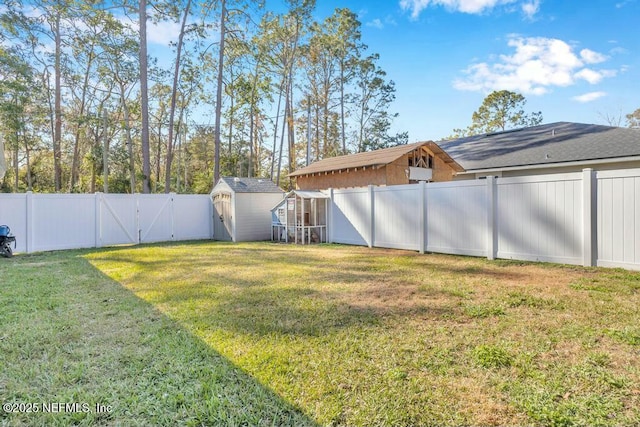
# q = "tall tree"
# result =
<box><xmin>139</xmin><ymin>0</ymin><xmax>152</xmax><ymax>193</ymax></box>
<box><xmin>453</xmin><ymin>90</ymin><xmax>543</xmax><ymax>137</ymax></box>
<box><xmin>352</xmin><ymin>54</ymin><xmax>400</xmax><ymax>152</ymax></box>
<box><xmin>626</xmin><ymin>108</ymin><xmax>640</xmax><ymax>128</ymax></box>
<box><xmin>165</xmin><ymin>0</ymin><xmax>193</xmax><ymax>193</ymax></box>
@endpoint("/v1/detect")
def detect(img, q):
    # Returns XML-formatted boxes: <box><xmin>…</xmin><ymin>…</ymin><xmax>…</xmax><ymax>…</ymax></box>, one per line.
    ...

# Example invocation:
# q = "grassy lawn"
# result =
<box><xmin>2</xmin><ymin>241</ymin><xmax>640</xmax><ymax>426</ymax></box>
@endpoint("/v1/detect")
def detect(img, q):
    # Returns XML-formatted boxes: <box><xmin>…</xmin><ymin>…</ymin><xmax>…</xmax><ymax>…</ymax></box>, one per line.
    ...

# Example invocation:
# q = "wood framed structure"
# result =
<box><xmin>288</xmin><ymin>141</ymin><xmax>464</xmax><ymax>190</ymax></box>
<box><xmin>271</xmin><ymin>190</ymin><xmax>329</xmax><ymax>244</ymax></box>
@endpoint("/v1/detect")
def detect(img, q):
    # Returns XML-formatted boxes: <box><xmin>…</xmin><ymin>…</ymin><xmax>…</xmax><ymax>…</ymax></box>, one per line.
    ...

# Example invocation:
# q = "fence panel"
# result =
<box><xmin>330</xmin><ymin>188</ymin><xmax>370</xmax><ymax>246</ymax></box>
<box><xmin>173</xmin><ymin>194</ymin><xmax>213</xmax><ymax>241</ymax></box>
<box><xmin>99</xmin><ymin>194</ymin><xmax>138</xmax><ymax>246</ymax></box>
<box><xmin>373</xmin><ymin>185</ymin><xmax>421</xmax><ymax>250</ymax></box>
<box><xmin>0</xmin><ymin>193</ymin><xmax>213</xmax><ymax>253</ymax></box>
<box><xmin>496</xmin><ymin>174</ymin><xmax>583</xmax><ymax>265</ymax></box>
<box><xmin>0</xmin><ymin>194</ymin><xmax>27</xmax><ymax>253</ymax></box>
<box><xmin>426</xmin><ymin>180</ymin><xmax>488</xmax><ymax>256</ymax></box>
<box><xmin>31</xmin><ymin>194</ymin><xmax>97</xmax><ymax>252</ymax></box>
<box><xmin>597</xmin><ymin>170</ymin><xmax>640</xmax><ymax>270</ymax></box>
<box><xmin>137</xmin><ymin>194</ymin><xmax>175</xmax><ymax>243</ymax></box>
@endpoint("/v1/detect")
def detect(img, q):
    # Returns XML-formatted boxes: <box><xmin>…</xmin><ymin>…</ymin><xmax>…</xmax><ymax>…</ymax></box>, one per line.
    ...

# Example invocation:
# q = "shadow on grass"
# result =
<box><xmin>0</xmin><ymin>252</ymin><xmax>317</xmax><ymax>426</ymax></box>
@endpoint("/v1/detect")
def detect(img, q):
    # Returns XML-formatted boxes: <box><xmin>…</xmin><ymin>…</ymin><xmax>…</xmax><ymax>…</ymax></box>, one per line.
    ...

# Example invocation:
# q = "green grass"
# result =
<box><xmin>2</xmin><ymin>241</ymin><xmax>640</xmax><ymax>426</ymax></box>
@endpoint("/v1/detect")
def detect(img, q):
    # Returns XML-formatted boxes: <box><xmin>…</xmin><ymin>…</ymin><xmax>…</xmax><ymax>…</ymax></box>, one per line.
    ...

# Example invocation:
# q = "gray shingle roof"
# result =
<box><xmin>218</xmin><ymin>177</ymin><xmax>283</xmax><ymax>193</ymax></box>
<box><xmin>439</xmin><ymin>122</ymin><xmax>640</xmax><ymax>171</ymax></box>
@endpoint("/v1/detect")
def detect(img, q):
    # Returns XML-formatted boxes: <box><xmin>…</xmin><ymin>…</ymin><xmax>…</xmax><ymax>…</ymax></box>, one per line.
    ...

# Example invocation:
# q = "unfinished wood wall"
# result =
<box><xmin>294</xmin><ymin>147</ymin><xmax>456</xmax><ymax>190</ymax></box>
<box><xmin>295</xmin><ymin>167</ymin><xmax>389</xmax><ymax>190</ymax></box>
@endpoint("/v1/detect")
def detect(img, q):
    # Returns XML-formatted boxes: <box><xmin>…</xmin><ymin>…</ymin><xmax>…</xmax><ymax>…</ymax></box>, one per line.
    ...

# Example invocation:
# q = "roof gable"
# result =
<box><xmin>440</xmin><ymin>122</ymin><xmax>640</xmax><ymax>171</ymax></box>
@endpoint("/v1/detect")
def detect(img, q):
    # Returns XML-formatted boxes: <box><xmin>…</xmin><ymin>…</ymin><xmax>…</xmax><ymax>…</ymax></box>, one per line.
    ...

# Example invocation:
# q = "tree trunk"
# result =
<box><xmin>165</xmin><ymin>0</ymin><xmax>191</xmax><ymax>194</ymax></box>
<box><xmin>117</xmin><ymin>77</ymin><xmax>136</xmax><ymax>193</ymax></box>
<box><xmin>340</xmin><ymin>59</ymin><xmax>346</xmax><ymax>154</ymax></box>
<box><xmin>69</xmin><ymin>52</ymin><xmax>94</xmax><ymax>192</ymax></box>
<box><xmin>23</xmin><ymin>132</ymin><xmax>32</xmax><ymax>191</ymax></box>
<box><xmin>53</xmin><ymin>13</ymin><xmax>62</xmax><ymax>192</ymax></box>
<box><xmin>213</xmin><ymin>0</ymin><xmax>226</xmax><ymax>185</ymax></box>
<box><xmin>270</xmin><ymin>76</ymin><xmax>284</xmax><ymax>182</ymax></box>
<box><xmin>139</xmin><ymin>0</ymin><xmax>151</xmax><ymax>193</ymax></box>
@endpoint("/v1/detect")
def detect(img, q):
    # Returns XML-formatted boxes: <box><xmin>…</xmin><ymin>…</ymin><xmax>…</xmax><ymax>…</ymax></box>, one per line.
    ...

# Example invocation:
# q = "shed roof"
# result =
<box><xmin>439</xmin><ymin>122</ymin><xmax>640</xmax><ymax>172</ymax></box>
<box><xmin>288</xmin><ymin>190</ymin><xmax>329</xmax><ymax>199</ymax></box>
<box><xmin>214</xmin><ymin>177</ymin><xmax>283</xmax><ymax>193</ymax></box>
<box><xmin>288</xmin><ymin>141</ymin><xmax>464</xmax><ymax>177</ymax></box>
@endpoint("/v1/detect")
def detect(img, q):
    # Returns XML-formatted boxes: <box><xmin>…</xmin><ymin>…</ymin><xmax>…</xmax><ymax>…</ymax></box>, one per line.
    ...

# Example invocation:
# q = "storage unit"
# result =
<box><xmin>211</xmin><ymin>177</ymin><xmax>284</xmax><ymax>242</ymax></box>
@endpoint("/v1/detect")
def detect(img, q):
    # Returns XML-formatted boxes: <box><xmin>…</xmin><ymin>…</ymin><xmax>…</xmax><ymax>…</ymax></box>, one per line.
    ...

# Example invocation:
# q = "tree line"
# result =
<box><xmin>0</xmin><ymin>0</ymin><xmax>406</xmax><ymax>194</ymax></box>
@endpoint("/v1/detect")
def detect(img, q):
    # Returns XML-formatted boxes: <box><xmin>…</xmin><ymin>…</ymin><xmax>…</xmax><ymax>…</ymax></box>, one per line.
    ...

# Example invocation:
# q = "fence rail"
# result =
<box><xmin>328</xmin><ymin>168</ymin><xmax>640</xmax><ymax>271</ymax></box>
<box><xmin>0</xmin><ymin>192</ymin><xmax>213</xmax><ymax>253</ymax></box>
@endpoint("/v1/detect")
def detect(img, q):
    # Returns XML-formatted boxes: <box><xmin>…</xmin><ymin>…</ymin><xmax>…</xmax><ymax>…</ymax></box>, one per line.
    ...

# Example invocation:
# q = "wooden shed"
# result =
<box><xmin>211</xmin><ymin>177</ymin><xmax>284</xmax><ymax>242</ymax></box>
<box><xmin>288</xmin><ymin>141</ymin><xmax>464</xmax><ymax>190</ymax></box>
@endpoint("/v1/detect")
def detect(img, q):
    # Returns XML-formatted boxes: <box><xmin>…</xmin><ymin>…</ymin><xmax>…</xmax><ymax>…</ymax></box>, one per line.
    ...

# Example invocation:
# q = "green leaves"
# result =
<box><xmin>453</xmin><ymin>90</ymin><xmax>543</xmax><ymax>137</ymax></box>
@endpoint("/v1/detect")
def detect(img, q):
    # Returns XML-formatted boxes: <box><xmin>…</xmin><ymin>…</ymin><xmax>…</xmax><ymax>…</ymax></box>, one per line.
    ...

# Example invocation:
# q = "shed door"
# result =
<box><xmin>213</xmin><ymin>192</ymin><xmax>232</xmax><ymax>241</ymax></box>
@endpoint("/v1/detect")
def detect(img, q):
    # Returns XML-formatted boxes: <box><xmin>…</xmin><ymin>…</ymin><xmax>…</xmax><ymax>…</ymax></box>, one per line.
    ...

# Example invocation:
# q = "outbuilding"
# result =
<box><xmin>211</xmin><ymin>177</ymin><xmax>284</xmax><ymax>242</ymax></box>
<box><xmin>288</xmin><ymin>141</ymin><xmax>464</xmax><ymax>190</ymax></box>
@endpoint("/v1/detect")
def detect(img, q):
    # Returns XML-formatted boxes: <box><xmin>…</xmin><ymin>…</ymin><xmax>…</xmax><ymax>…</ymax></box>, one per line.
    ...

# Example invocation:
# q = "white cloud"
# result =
<box><xmin>572</xmin><ymin>92</ymin><xmax>607</xmax><ymax>103</ymax></box>
<box><xmin>580</xmin><ymin>48</ymin><xmax>608</xmax><ymax>64</ymax></box>
<box><xmin>366</xmin><ymin>18</ymin><xmax>384</xmax><ymax>29</ymax></box>
<box><xmin>574</xmin><ymin>68</ymin><xmax>618</xmax><ymax>84</ymax></box>
<box><xmin>521</xmin><ymin>0</ymin><xmax>540</xmax><ymax>19</ymax></box>
<box><xmin>453</xmin><ymin>36</ymin><xmax>616</xmax><ymax>95</ymax></box>
<box><xmin>399</xmin><ymin>0</ymin><xmax>543</xmax><ymax>19</ymax></box>
<box><xmin>147</xmin><ymin>20</ymin><xmax>183</xmax><ymax>46</ymax></box>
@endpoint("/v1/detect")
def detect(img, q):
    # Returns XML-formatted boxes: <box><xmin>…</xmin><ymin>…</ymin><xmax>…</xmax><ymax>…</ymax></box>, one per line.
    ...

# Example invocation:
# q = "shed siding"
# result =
<box><xmin>234</xmin><ymin>193</ymin><xmax>284</xmax><ymax>241</ymax></box>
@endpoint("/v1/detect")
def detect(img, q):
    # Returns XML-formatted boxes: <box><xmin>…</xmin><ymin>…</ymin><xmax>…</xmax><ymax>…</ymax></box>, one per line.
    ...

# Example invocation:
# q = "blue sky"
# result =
<box><xmin>307</xmin><ymin>0</ymin><xmax>639</xmax><ymax>141</ymax></box>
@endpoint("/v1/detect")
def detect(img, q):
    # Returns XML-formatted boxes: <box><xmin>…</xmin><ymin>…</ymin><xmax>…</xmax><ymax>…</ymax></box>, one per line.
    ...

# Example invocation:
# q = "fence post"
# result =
<box><xmin>135</xmin><ymin>194</ymin><xmax>141</xmax><ymax>244</ymax></box>
<box><xmin>419</xmin><ymin>181</ymin><xmax>426</xmax><ymax>254</ymax></box>
<box><xmin>582</xmin><ymin>168</ymin><xmax>596</xmax><ymax>267</ymax></box>
<box><xmin>95</xmin><ymin>192</ymin><xmax>102</xmax><ymax>248</ymax></box>
<box><xmin>25</xmin><ymin>191</ymin><xmax>33</xmax><ymax>253</ymax></box>
<box><xmin>170</xmin><ymin>192</ymin><xmax>176</xmax><ymax>241</ymax></box>
<box><xmin>486</xmin><ymin>176</ymin><xmax>497</xmax><ymax>260</ymax></box>
<box><xmin>328</xmin><ymin>188</ymin><xmax>334</xmax><ymax>244</ymax></box>
<box><xmin>368</xmin><ymin>185</ymin><xmax>375</xmax><ymax>248</ymax></box>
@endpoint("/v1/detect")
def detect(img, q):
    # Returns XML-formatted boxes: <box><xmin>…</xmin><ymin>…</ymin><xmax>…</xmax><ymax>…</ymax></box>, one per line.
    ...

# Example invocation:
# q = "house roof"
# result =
<box><xmin>288</xmin><ymin>141</ymin><xmax>464</xmax><ymax>177</ymax></box>
<box><xmin>214</xmin><ymin>177</ymin><xmax>283</xmax><ymax>193</ymax></box>
<box><xmin>439</xmin><ymin>122</ymin><xmax>640</xmax><ymax>172</ymax></box>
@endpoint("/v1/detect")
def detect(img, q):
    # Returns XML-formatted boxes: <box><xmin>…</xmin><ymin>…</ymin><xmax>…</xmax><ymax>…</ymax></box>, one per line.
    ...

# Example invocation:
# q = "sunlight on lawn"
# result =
<box><xmin>84</xmin><ymin>242</ymin><xmax>640</xmax><ymax>426</ymax></box>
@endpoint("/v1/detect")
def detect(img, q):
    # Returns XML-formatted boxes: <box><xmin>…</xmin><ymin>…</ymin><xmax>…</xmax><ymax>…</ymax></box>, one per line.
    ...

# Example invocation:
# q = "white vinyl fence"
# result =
<box><xmin>0</xmin><ymin>192</ymin><xmax>213</xmax><ymax>253</ymax></box>
<box><xmin>328</xmin><ymin>168</ymin><xmax>640</xmax><ymax>270</ymax></box>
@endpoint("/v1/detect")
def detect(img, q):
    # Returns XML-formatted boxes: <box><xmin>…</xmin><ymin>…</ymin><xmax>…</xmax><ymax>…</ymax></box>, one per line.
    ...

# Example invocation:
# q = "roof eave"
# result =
<box><xmin>457</xmin><ymin>155</ymin><xmax>640</xmax><ymax>175</ymax></box>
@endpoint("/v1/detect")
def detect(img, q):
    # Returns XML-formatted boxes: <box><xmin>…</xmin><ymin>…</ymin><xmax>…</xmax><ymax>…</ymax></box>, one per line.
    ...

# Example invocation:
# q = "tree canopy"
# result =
<box><xmin>451</xmin><ymin>90</ymin><xmax>543</xmax><ymax>138</ymax></box>
<box><xmin>0</xmin><ymin>1</ymin><xmax>405</xmax><ymax>193</ymax></box>
<box><xmin>626</xmin><ymin>108</ymin><xmax>640</xmax><ymax>128</ymax></box>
